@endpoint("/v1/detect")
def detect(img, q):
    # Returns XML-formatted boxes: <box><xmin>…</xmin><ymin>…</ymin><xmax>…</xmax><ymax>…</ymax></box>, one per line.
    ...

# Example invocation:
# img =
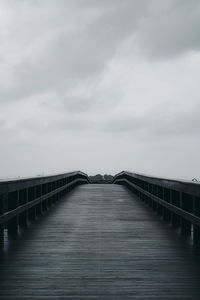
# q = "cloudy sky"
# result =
<box><xmin>0</xmin><ymin>0</ymin><xmax>200</xmax><ymax>180</ymax></box>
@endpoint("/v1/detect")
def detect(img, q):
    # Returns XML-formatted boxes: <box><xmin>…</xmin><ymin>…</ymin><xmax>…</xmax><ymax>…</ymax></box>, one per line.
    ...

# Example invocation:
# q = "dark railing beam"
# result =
<box><xmin>0</xmin><ymin>171</ymin><xmax>89</xmax><ymax>247</ymax></box>
<box><xmin>113</xmin><ymin>172</ymin><xmax>200</xmax><ymax>246</ymax></box>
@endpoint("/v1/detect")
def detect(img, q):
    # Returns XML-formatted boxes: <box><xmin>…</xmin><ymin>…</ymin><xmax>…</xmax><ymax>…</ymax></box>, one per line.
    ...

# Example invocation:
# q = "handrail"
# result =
<box><xmin>0</xmin><ymin>171</ymin><xmax>88</xmax><ymax>194</ymax></box>
<box><xmin>113</xmin><ymin>171</ymin><xmax>200</xmax><ymax>196</ymax></box>
<box><xmin>0</xmin><ymin>171</ymin><xmax>89</xmax><ymax>244</ymax></box>
<box><xmin>113</xmin><ymin>171</ymin><xmax>200</xmax><ymax>246</ymax></box>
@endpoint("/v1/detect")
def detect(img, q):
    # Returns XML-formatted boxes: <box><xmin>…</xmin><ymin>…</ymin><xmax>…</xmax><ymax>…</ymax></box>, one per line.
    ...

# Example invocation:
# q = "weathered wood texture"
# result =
<box><xmin>113</xmin><ymin>171</ymin><xmax>200</xmax><ymax>245</ymax></box>
<box><xmin>0</xmin><ymin>171</ymin><xmax>89</xmax><ymax>242</ymax></box>
<box><xmin>1</xmin><ymin>184</ymin><xmax>200</xmax><ymax>299</ymax></box>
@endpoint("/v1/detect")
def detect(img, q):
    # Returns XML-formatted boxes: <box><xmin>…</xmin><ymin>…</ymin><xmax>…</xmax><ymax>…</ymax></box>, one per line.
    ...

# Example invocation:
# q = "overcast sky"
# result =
<box><xmin>0</xmin><ymin>0</ymin><xmax>200</xmax><ymax>180</ymax></box>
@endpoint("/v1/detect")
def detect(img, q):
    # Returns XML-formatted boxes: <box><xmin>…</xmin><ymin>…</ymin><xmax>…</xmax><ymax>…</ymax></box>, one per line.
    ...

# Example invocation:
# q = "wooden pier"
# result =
<box><xmin>1</xmin><ymin>180</ymin><xmax>200</xmax><ymax>299</ymax></box>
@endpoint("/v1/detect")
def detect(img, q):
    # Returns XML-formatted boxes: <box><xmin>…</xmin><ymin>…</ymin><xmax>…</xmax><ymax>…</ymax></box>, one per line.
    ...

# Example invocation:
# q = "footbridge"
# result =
<box><xmin>0</xmin><ymin>171</ymin><xmax>200</xmax><ymax>299</ymax></box>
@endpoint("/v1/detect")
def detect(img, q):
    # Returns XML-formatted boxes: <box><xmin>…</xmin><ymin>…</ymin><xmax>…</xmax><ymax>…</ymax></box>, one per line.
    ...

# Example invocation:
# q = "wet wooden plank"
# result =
<box><xmin>1</xmin><ymin>184</ymin><xmax>200</xmax><ymax>299</ymax></box>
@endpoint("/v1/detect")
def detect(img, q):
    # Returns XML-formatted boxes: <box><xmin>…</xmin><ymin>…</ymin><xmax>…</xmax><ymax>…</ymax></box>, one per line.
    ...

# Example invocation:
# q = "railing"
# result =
<box><xmin>113</xmin><ymin>171</ymin><xmax>200</xmax><ymax>246</ymax></box>
<box><xmin>0</xmin><ymin>171</ymin><xmax>89</xmax><ymax>245</ymax></box>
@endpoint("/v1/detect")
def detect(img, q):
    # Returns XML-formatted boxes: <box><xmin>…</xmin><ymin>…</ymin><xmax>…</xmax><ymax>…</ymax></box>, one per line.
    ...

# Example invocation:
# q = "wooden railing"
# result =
<box><xmin>0</xmin><ymin>171</ymin><xmax>89</xmax><ymax>245</ymax></box>
<box><xmin>113</xmin><ymin>171</ymin><xmax>200</xmax><ymax>246</ymax></box>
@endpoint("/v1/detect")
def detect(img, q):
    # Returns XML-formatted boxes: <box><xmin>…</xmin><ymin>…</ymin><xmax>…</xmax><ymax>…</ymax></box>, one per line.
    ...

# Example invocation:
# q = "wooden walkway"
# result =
<box><xmin>1</xmin><ymin>184</ymin><xmax>200</xmax><ymax>299</ymax></box>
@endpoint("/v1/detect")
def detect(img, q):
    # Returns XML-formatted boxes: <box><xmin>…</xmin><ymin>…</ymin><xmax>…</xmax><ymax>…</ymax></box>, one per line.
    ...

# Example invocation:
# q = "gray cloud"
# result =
<box><xmin>20</xmin><ymin>115</ymin><xmax>93</xmax><ymax>133</ymax></box>
<box><xmin>137</xmin><ymin>0</ymin><xmax>200</xmax><ymax>58</ymax></box>
<box><xmin>60</xmin><ymin>96</ymin><xmax>94</xmax><ymax>114</ymax></box>
<box><xmin>154</xmin><ymin>108</ymin><xmax>200</xmax><ymax>136</ymax></box>
<box><xmin>1</xmin><ymin>0</ymin><xmax>200</xmax><ymax>104</ymax></box>
<box><xmin>0</xmin><ymin>0</ymin><xmax>147</xmax><ymax>102</ymax></box>
<box><xmin>103</xmin><ymin>115</ymin><xmax>140</xmax><ymax>132</ymax></box>
<box><xmin>100</xmin><ymin>101</ymin><xmax>200</xmax><ymax>137</ymax></box>
<box><xmin>0</xmin><ymin>0</ymin><xmax>200</xmax><ymax>179</ymax></box>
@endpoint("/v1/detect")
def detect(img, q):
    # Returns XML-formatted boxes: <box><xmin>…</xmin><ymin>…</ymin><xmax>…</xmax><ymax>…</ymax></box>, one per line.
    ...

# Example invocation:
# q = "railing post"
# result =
<box><xmin>163</xmin><ymin>188</ymin><xmax>171</xmax><ymax>222</ymax></box>
<box><xmin>152</xmin><ymin>185</ymin><xmax>157</xmax><ymax>212</ymax></box>
<box><xmin>0</xmin><ymin>195</ymin><xmax>5</xmax><ymax>247</ymax></box>
<box><xmin>48</xmin><ymin>182</ymin><xmax>53</xmax><ymax>207</ymax></box>
<box><xmin>19</xmin><ymin>189</ymin><xmax>28</xmax><ymax>228</ymax></box>
<box><xmin>28</xmin><ymin>187</ymin><xmax>36</xmax><ymax>221</ymax></box>
<box><xmin>42</xmin><ymin>198</ymin><xmax>48</xmax><ymax>211</ymax></box>
<box><xmin>0</xmin><ymin>172</ymin><xmax>88</xmax><ymax>247</ymax></box>
<box><xmin>42</xmin><ymin>183</ymin><xmax>48</xmax><ymax>211</ymax></box>
<box><xmin>55</xmin><ymin>181</ymin><xmax>58</xmax><ymax>202</ymax></box>
<box><xmin>47</xmin><ymin>197</ymin><xmax>51</xmax><ymax>209</ymax></box>
<box><xmin>145</xmin><ymin>183</ymin><xmax>149</xmax><ymax>205</ymax></box>
<box><xmin>36</xmin><ymin>185</ymin><xmax>42</xmax><ymax>216</ymax></box>
<box><xmin>157</xmin><ymin>186</ymin><xmax>163</xmax><ymax>216</ymax></box>
<box><xmin>114</xmin><ymin>172</ymin><xmax>200</xmax><ymax>246</ymax></box>
<box><xmin>171</xmin><ymin>191</ymin><xmax>181</xmax><ymax>228</ymax></box>
<box><xmin>148</xmin><ymin>184</ymin><xmax>153</xmax><ymax>208</ymax></box>
<box><xmin>0</xmin><ymin>225</ymin><xmax>3</xmax><ymax>248</ymax></box>
<box><xmin>180</xmin><ymin>192</ymin><xmax>191</xmax><ymax>236</ymax></box>
<box><xmin>65</xmin><ymin>177</ymin><xmax>68</xmax><ymax>195</ymax></box>
<box><xmin>52</xmin><ymin>181</ymin><xmax>57</xmax><ymax>204</ymax></box>
<box><xmin>8</xmin><ymin>191</ymin><xmax>19</xmax><ymax>235</ymax></box>
<box><xmin>193</xmin><ymin>196</ymin><xmax>200</xmax><ymax>246</ymax></box>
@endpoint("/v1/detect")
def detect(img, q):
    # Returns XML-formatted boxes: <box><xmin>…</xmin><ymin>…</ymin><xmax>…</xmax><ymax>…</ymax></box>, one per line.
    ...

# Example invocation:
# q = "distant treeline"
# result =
<box><xmin>89</xmin><ymin>174</ymin><xmax>113</xmax><ymax>184</ymax></box>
